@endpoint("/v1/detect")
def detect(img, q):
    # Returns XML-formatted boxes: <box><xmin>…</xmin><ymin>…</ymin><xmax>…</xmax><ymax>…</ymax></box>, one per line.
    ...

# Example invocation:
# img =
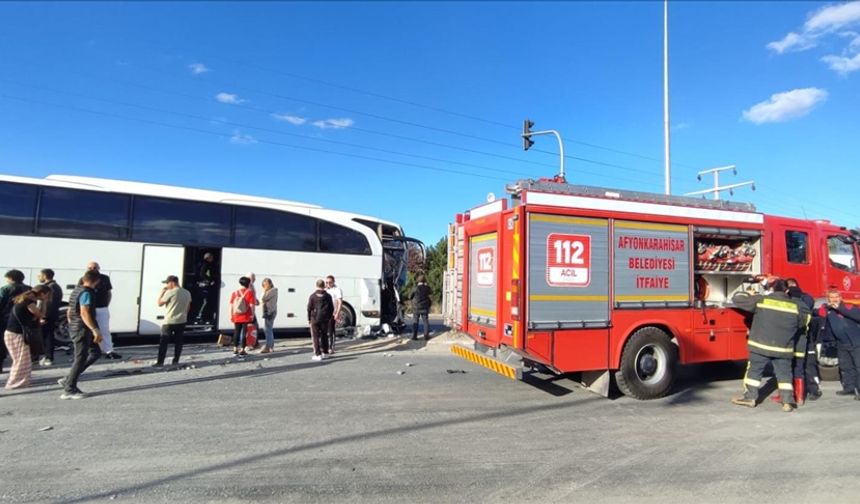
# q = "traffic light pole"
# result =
<box><xmin>522</xmin><ymin>119</ymin><xmax>565</xmax><ymax>180</ymax></box>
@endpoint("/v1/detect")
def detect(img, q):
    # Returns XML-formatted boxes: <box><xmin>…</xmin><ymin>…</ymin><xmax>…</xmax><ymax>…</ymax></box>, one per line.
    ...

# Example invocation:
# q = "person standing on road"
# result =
<box><xmin>86</xmin><ymin>262</ymin><xmax>121</xmax><ymax>360</ymax></box>
<box><xmin>0</xmin><ymin>270</ymin><xmax>30</xmax><ymax>375</ymax></box>
<box><xmin>59</xmin><ymin>270</ymin><xmax>103</xmax><ymax>400</ymax></box>
<box><xmin>260</xmin><ymin>278</ymin><xmax>278</xmax><ymax>354</ymax></box>
<box><xmin>409</xmin><ymin>274</ymin><xmax>432</xmax><ymax>341</ymax></box>
<box><xmin>36</xmin><ymin>269</ymin><xmax>63</xmax><ymax>367</ymax></box>
<box><xmin>4</xmin><ymin>285</ymin><xmax>51</xmax><ymax>389</ymax></box>
<box><xmin>731</xmin><ymin>278</ymin><xmax>810</xmax><ymax>412</ymax></box>
<box><xmin>324</xmin><ymin>275</ymin><xmax>342</xmax><ymax>354</ymax></box>
<box><xmin>818</xmin><ymin>288</ymin><xmax>860</xmax><ymax>400</ymax></box>
<box><xmin>229</xmin><ymin>277</ymin><xmax>256</xmax><ymax>356</ymax></box>
<box><xmin>786</xmin><ymin>278</ymin><xmax>820</xmax><ymax>402</ymax></box>
<box><xmin>247</xmin><ymin>272</ymin><xmax>261</xmax><ymax>348</ymax></box>
<box><xmin>307</xmin><ymin>279</ymin><xmax>334</xmax><ymax>361</ymax></box>
<box><xmin>154</xmin><ymin>275</ymin><xmax>192</xmax><ymax>368</ymax></box>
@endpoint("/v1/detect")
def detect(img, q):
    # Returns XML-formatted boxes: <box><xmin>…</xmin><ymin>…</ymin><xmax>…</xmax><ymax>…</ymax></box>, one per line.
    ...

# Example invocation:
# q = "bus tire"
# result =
<box><xmin>55</xmin><ymin>307</ymin><xmax>72</xmax><ymax>346</ymax></box>
<box><xmin>615</xmin><ymin>327</ymin><xmax>677</xmax><ymax>400</ymax></box>
<box><xmin>335</xmin><ymin>303</ymin><xmax>355</xmax><ymax>336</ymax></box>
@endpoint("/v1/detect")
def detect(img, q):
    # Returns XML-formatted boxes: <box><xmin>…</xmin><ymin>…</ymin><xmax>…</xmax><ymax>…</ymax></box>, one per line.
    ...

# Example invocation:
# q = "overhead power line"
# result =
<box><xmin>140</xmin><ymin>40</ymin><xmax>684</xmax><ymax>169</ymax></box>
<box><xmin>51</xmin><ymin>71</ymin><xmax>662</xmax><ymax>184</ymax></box>
<box><xmin>0</xmin><ymin>93</ymin><xmax>515</xmax><ymax>182</ymax></box>
<box><xmin>122</xmin><ymin>62</ymin><xmax>666</xmax><ymax>177</ymax></box>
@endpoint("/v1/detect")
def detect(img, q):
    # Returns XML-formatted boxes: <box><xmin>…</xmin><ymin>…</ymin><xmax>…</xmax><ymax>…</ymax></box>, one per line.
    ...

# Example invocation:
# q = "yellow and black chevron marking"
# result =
<box><xmin>451</xmin><ymin>345</ymin><xmax>519</xmax><ymax>380</ymax></box>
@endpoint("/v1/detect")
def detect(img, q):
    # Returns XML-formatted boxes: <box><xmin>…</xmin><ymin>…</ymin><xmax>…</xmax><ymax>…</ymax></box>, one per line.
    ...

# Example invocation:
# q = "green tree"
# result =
<box><xmin>400</xmin><ymin>236</ymin><xmax>447</xmax><ymax>313</ymax></box>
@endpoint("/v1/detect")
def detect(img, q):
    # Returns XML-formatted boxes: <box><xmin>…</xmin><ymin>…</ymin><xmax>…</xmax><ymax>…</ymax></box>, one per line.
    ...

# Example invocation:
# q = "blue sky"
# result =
<box><xmin>1</xmin><ymin>1</ymin><xmax>859</xmax><ymax>246</ymax></box>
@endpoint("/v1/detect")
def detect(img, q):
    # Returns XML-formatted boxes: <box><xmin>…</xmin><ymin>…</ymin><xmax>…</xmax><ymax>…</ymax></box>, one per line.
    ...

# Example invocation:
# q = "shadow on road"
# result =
<box><xmin>60</xmin><ymin>394</ymin><xmax>603</xmax><ymax>504</ymax></box>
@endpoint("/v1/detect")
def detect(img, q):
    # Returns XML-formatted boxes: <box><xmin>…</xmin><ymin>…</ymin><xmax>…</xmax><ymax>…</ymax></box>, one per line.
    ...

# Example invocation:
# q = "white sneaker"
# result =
<box><xmin>60</xmin><ymin>390</ymin><xmax>87</xmax><ymax>400</ymax></box>
<box><xmin>311</xmin><ymin>354</ymin><xmax>323</xmax><ymax>362</ymax></box>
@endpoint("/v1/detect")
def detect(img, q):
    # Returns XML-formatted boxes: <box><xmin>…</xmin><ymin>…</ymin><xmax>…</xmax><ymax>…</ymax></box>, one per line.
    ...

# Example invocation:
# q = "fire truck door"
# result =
<box><xmin>527</xmin><ymin>214</ymin><xmax>610</xmax><ymax>329</ymax></box>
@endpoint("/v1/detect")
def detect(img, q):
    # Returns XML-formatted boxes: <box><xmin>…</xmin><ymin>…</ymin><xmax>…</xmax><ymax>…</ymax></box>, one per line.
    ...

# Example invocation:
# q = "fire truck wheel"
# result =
<box><xmin>615</xmin><ymin>327</ymin><xmax>677</xmax><ymax>400</ymax></box>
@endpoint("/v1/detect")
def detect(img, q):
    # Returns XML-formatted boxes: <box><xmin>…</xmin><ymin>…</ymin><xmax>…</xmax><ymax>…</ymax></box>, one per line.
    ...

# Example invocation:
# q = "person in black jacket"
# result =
<box><xmin>730</xmin><ymin>279</ymin><xmax>810</xmax><ymax>412</ymax></box>
<box><xmin>410</xmin><ymin>274</ymin><xmax>432</xmax><ymax>341</ymax></box>
<box><xmin>819</xmin><ymin>287</ymin><xmax>860</xmax><ymax>400</ymax></box>
<box><xmin>59</xmin><ymin>270</ymin><xmax>103</xmax><ymax>400</ymax></box>
<box><xmin>307</xmin><ymin>279</ymin><xmax>333</xmax><ymax>361</ymax></box>
<box><xmin>786</xmin><ymin>278</ymin><xmax>820</xmax><ymax>402</ymax></box>
<box><xmin>0</xmin><ymin>269</ymin><xmax>30</xmax><ymax>374</ymax></box>
<box><xmin>37</xmin><ymin>268</ymin><xmax>64</xmax><ymax>366</ymax></box>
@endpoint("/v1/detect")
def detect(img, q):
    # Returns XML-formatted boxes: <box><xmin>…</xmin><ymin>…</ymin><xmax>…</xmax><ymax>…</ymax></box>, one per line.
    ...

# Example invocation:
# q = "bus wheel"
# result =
<box><xmin>335</xmin><ymin>304</ymin><xmax>355</xmax><ymax>336</ymax></box>
<box><xmin>54</xmin><ymin>307</ymin><xmax>72</xmax><ymax>346</ymax></box>
<box><xmin>615</xmin><ymin>327</ymin><xmax>677</xmax><ymax>400</ymax></box>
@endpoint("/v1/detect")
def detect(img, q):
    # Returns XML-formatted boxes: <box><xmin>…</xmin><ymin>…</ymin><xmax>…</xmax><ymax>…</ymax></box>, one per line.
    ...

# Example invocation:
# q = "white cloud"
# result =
<box><xmin>821</xmin><ymin>52</ymin><xmax>860</xmax><ymax>74</ymax></box>
<box><xmin>189</xmin><ymin>63</ymin><xmax>210</xmax><ymax>75</ymax></box>
<box><xmin>741</xmin><ymin>88</ymin><xmax>828</xmax><ymax>124</ymax></box>
<box><xmin>229</xmin><ymin>130</ymin><xmax>257</xmax><ymax>145</ymax></box>
<box><xmin>767</xmin><ymin>32</ymin><xmax>817</xmax><ymax>54</ymax></box>
<box><xmin>768</xmin><ymin>2</ymin><xmax>860</xmax><ymax>55</ymax></box>
<box><xmin>311</xmin><ymin>118</ymin><xmax>354</xmax><ymax>129</ymax></box>
<box><xmin>272</xmin><ymin>113</ymin><xmax>307</xmax><ymax>125</ymax></box>
<box><xmin>804</xmin><ymin>1</ymin><xmax>860</xmax><ymax>32</ymax></box>
<box><xmin>216</xmin><ymin>92</ymin><xmax>245</xmax><ymax>104</ymax></box>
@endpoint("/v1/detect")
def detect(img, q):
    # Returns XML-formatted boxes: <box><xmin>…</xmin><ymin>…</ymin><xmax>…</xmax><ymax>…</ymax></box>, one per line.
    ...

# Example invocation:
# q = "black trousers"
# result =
<box><xmin>744</xmin><ymin>351</ymin><xmax>795</xmax><ymax>404</ymax></box>
<box><xmin>837</xmin><ymin>344</ymin><xmax>860</xmax><ymax>392</ymax></box>
<box><xmin>41</xmin><ymin>318</ymin><xmax>56</xmax><ymax>361</ymax></box>
<box><xmin>327</xmin><ymin>318</ymin><xmax>336</xmax><ymax>352</ymax></box>
<box><xmin>412</xmin><ymin>311</ymin><xmax>430</xmax><ymax>338</ymax></box>
<box><xmin>232</xmin><ymin>323</ymin><xmax>246</xmax><ymax>348</ymax></box>
<box><xmin>65</xmin><ymin>327</ymin><xmax>102</xmax><ymax>392</ymax></box>
<box><xmin>792</xmin><ymin>335</ymin><xmax>821</xmax><ymax>394</ymax></box>
<box><xmin>311</xmin><ymin>320</ymin><xmax>329</xmax><ymax>355</ymax></box>
<box><xmin>157</xmin><ymin>323</ymin><xmax>186</xmax><ymax>365</ymax></box>
<box><xmin>0</xmin><ymin>323</ymin><xmax>7</xmax><ymax>370</ymax></box>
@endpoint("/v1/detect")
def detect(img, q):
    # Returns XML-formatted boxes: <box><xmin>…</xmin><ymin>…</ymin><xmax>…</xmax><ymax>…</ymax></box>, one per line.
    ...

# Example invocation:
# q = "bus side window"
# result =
<box><xmin>38</xmin><ymin>187</ymin><xmax>130</xmax><ymax>240</ymax></box>
<box><xmin>234</xmin><ymin>206</ymin><xmax>317</xmax><ymax>252</ymax></box>
<box><xmin>133</xmin><ymin>196</ymin><xmax>231</xmax><ymax>246</ymax></box>
<box><xmin>0</xmin><ymin>181</ymin><xmax>38</xmax><ymax>234</ymax></box>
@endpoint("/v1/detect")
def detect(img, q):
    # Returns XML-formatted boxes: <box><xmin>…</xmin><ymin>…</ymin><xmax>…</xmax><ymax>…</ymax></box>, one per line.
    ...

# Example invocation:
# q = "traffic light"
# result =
<box><xmin>522</xmin><ymin>119</ymin><xmax>535</xmax><ymax>151</ymax></box>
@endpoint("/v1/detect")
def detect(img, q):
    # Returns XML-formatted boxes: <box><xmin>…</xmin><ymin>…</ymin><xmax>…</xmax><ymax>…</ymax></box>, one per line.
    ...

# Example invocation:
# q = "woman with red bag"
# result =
<box><xmin>229</xmin><ymin>277</ymin><xmax>256</xmax><ymax>356</ymax></box>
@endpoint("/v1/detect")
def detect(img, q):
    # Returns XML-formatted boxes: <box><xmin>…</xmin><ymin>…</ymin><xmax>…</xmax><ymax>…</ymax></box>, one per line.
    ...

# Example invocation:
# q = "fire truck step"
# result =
<box><xmin>451</xmin><ymin>345</ymin><xmax>522</xmax><ymax>380</ymax></box>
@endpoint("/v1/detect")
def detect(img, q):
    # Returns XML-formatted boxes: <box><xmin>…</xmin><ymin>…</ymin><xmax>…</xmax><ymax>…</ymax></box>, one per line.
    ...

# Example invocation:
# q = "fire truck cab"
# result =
<box><xmin>444</xmin><ymin>178</ymin><xmax>860</xmax><ymax>399</ymax></box>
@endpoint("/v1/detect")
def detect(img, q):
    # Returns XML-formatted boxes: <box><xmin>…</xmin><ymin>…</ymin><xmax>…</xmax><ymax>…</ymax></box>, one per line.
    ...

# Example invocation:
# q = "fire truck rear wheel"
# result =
<box><xmin>615</xmin><ymin>327</ymin><xmax>677</xmax><ymax>400</ymax></box>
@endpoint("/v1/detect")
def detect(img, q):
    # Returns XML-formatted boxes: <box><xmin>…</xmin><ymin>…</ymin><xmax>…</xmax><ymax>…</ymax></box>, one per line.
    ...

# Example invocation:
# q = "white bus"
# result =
<box><xmin>0</xmin><ymin>174</ymin><xmax>423</xmax><ymax>341</ymax></box>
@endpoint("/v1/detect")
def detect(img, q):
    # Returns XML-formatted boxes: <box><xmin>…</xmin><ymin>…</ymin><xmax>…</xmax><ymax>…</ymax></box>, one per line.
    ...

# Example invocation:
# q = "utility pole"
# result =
<box><xmin>522</xmin><ymin>119</ymin><xmax>566</xmax><ymax>181</ymax></box>
<box><xmin>663</xmin><ymin>0</ymin><xmax>672</xmax><ymax>195</ymax></box>
<box><xmin>684</xmin><ymin>164</ymin><xmax>755</xmax><ymax>200</ymax></box>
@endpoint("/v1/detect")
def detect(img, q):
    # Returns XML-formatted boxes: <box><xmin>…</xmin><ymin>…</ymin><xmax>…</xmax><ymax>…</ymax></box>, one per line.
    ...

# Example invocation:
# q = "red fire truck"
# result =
<box><xmin>444</xmin><ymin>177</ymin><xmax>860</xmax><ymax>399</ymax></box>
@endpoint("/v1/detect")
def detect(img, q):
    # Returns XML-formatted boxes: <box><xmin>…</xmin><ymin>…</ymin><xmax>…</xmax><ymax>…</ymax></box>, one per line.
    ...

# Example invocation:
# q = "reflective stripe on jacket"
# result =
<box><xmin>731</xmin><ymin>292</ymin><xmax>811</xmax><ymax>359</ymax></box>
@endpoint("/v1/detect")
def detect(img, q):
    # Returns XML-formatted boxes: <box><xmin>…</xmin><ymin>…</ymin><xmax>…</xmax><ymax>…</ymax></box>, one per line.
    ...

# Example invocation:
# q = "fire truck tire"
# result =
<box><xmin>615</xmin><ymin>327</ymin><xmax>677</xmax><ymax>400</ymax></box>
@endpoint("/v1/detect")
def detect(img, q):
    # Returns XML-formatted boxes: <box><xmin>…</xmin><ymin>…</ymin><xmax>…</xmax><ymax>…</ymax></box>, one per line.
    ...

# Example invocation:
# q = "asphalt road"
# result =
<box><xmin>2</xmin><ymin>324</ymin><xmax>859</xmax><ymax>504</ymax></box>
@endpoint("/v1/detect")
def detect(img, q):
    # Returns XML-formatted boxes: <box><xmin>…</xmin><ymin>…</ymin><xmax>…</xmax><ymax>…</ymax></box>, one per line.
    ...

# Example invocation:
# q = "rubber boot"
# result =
<box><xmin>794</xmin><ymin>378</ymin><xmax>805</xmax><ymax>406</ymax></box>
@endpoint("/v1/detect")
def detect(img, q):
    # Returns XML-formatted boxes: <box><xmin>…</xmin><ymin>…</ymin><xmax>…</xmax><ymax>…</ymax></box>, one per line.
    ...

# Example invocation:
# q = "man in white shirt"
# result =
<box><xmin>325</xmin><ymin>275</ymin><xmax>343</xmax><ymax>354</ymax></box>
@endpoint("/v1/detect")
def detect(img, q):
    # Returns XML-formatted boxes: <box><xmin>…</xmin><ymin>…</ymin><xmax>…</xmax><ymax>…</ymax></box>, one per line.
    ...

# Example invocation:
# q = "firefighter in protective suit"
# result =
<box><xmin>731</xmin><ymin>278</ymin><xmax>811</xmax><ymax>412</ymax></box>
